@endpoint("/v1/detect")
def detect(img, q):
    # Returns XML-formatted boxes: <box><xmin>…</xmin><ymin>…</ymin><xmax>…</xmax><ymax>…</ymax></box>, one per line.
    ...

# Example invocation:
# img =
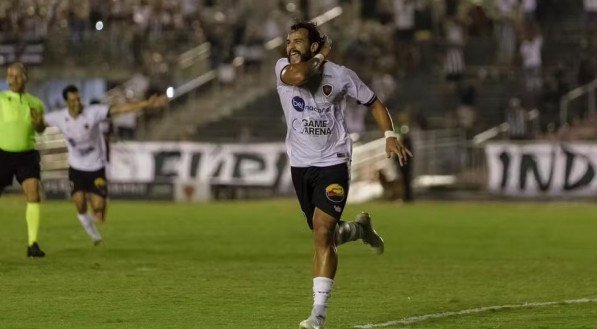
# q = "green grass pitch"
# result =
<box><xmin>1</xmin><ymin>196</ymin><xmax>597</xmax><ymax>328</ymax></box>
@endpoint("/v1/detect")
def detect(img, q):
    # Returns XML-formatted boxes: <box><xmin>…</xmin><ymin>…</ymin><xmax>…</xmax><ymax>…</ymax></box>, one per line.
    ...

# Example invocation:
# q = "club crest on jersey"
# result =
<box><xmin>292</xmin><ymin>96</ymin><xmax>305</xmax><ymax>112</ymax></box>
<box><xmin>322</xmin><ymin>84</ymin><xmax>333</xmax><ymax>97</ymax></box>
<box><xmin>325</xmin><ymin>184</ymin><xmax>345</xmax><ymax>203</ymax></box>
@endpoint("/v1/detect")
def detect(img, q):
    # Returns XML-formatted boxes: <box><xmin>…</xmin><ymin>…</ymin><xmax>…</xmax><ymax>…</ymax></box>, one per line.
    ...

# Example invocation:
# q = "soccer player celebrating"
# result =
<box><xmin>30</xmin><ymin>85</ymin><xmax>168</xmax><ymax>244</ymax></box>
<box><xmin>0</xmin><ymin>63</ymin><xmax>47</xmax><ymax>257</ymax></box>
<box><xmin>275</xmin><ymin>22</ymin><xmax>412</xmax><ymax>329</ymax></box>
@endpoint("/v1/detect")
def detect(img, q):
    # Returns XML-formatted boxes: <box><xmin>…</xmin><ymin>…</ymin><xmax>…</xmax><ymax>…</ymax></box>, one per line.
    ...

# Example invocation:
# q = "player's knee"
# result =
<box><xmin>23</xmin><ymin>184</ymin><xmax>40</xmax><ymax>202</ymax></box>
<box><xmin>24</xmin><ymin>190</ymin><xmax>40</xmax><ymax>203</ymax></box>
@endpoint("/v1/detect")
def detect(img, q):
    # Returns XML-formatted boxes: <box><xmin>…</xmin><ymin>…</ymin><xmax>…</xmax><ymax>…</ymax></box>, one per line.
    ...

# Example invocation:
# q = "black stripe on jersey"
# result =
<box><xmin>358</xmin><ymin>95</ymin><xmax>377</xmax><ymax>107</ymax></box>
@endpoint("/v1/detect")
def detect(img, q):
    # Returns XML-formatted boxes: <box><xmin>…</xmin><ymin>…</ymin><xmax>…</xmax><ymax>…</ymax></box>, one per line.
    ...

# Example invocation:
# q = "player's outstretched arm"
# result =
<box><xmin>281</xmin><ymin>35</ymin><xmax>332</xmax><ymax>86</ymax></box>
<box><xmin>109</xmin><ymin>94</ymin><xmax>169</xmax><ymax>116</ymax></box>
<box><xmin>369</xmin><ymin>99</ymin><xmax>413</xmax><ymax>166</ymax></box>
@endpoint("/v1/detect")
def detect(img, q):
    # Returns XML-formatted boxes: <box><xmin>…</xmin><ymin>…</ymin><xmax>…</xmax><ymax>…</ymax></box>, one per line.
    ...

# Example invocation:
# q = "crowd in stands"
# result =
<box><xmin>0</xmin><ymin>0</ymin><xmax>297</xmax><ymax>78</ymax></box>
<box><xmin>2</xmin><ymin>0</ymin><xmax>596</xmax><ymax>142</ymax></box>
<box><xmin>335</xmin><ymin>0</ymin><xmax>597</xmax><ymax>141</ymax></box>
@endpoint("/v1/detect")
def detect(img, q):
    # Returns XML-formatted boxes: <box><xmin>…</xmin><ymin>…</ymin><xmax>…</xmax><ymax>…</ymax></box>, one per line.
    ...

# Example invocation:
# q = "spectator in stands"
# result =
<box><xmin>456</xmin><ymin>81</ymin><xmax>478</xmax><ymax>138</ymax></box>
<box><xmin>443</xmin><ymin>18</ymin><xmax>466</xmax><ymax>83</ymax></box>
<box><xmin>584</xmin><ymin>0</ymin><xmax>597</xmax><ymax>31</ymax></box>
<box><xmin>522</xmin><ymin>0</ymin><xmax>538</xmax><ymax>26</ymax></box>
<box><xmin>541</xmin><ymin>63</ymin><xmax>569</xmax><ymax>131</ymax></box>
<box><xmin>0</xmin><ymin>62</ymin><xmax>46</xmax><ymax>257</ymax></box>
<box><xmin>506</xmin><ymin>97</ymin><xmax>529</xmax><ymax>139</ymax></box>
<box><xmin>519</xmin><ymin>23</ymin><xmax>543</xmax><ymax>108</ymax></box>
<box><xmin>393</xmin><ymin>0</ymin><xmax>417</xmax><ymax>74</ymax></box>
<box><xmin>494</xmin><ymin>0</ymin><xmax>519</xmax><ymax>65</ymax></box>
<box><xmin>67</xmin><ymin>0</ymin><xmax>90</xmax><ymax>61</ymax></box>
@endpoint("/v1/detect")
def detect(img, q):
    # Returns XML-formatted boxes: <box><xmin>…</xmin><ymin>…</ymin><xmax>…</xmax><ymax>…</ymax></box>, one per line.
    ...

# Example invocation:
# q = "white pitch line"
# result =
<box><xmin>354</xmin><ymin>297</ymin><xmax>597</xmax><ymax>328</ymax></box>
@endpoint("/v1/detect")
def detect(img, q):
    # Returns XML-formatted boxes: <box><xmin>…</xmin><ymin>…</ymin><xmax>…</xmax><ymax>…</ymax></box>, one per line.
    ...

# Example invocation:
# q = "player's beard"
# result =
<box><xmin>288</xmin><ymin>50</ymin><xmax>313</xmax><ymax>64</ymax></box>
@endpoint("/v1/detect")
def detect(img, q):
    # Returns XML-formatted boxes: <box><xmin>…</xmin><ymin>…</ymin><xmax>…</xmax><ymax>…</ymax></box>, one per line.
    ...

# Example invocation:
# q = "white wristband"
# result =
<box><xmin>313</xmin><ymin>53</ymin><xmax>325</xmax><ymax>62</ymax></box>
<box><xmin>384</xmin><ymin>130</ymin><xmax>399</xmax><ymax>139</ymax></box>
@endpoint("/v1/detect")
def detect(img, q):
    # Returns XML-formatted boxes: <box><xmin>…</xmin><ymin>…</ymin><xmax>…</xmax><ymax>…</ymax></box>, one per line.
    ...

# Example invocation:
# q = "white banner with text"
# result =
<box><xmin>109</xmin><ymin>142</ymin><xmax>293</xmax><ymax>201</ymax></box>
<box><xmin>486</xmin><ymin>142</ymin><xmax>597</xmax><ymax>197</ymax></box>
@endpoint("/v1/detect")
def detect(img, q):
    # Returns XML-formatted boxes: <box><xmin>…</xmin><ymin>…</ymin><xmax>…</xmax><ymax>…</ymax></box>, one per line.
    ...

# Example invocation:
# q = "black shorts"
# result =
<box><xmin>68</xmin><ymin>167</ymin><xmax>108</xmax><ymax>198</ymax></box>
<box><xmin>291</xmin><ymin>163</ymin><xmax>349</xmax><ymax>229</ymax></box>
<box><xmin>0</xmin><ymin>149</ymin><xmax>40</xmax><ymax>191</ymax></box>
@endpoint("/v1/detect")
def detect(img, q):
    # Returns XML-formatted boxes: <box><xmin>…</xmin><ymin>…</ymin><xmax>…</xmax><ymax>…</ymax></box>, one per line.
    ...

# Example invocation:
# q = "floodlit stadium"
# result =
<box><xmin>1</xmin><ymin>0</ymin><xmax>597</xmax><ymax>328</ymax></box>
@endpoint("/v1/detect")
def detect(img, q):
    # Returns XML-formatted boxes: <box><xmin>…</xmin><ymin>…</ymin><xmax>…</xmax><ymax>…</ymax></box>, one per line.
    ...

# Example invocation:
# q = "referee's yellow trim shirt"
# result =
<box><xmin>0</xmin><ymin>90</ymin><xmax>45</xmax><ymax>152</ymax></box>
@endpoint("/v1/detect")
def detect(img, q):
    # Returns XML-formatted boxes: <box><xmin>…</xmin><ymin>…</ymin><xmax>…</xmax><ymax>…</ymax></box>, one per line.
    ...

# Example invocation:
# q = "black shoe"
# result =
<box><xmin>27</xmin><ymin>242</ymin><xmax>46</xmax><ymax>258</ymax></box>
<box><xmin>356</xmin><ymin>212</ymin><xmax>385</xmax><ymax>255</ymax></box>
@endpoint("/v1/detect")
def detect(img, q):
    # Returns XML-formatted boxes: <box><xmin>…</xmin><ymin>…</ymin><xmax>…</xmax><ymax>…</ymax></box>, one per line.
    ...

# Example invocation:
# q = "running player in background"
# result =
<box><xmin>0</xmin><ymin>62</ymin><xmax>47</xmax><ymax>258</ymax></box>
<box><xmin>30</xmin><ymin>85</ymin><xmax>168</xmax><ymax>244</ymax></box>
<box><xmin>275</xmin><ymin>22</ymin><xmax>412</xmax><ymax>329</ymax></box>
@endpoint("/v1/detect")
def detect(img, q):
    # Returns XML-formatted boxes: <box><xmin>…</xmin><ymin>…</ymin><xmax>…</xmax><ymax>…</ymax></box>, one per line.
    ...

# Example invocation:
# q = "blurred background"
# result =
<box><xmin>3</xmin><ymin>0</ymin><xmax>597</xmax><ymax>203</ymax></box>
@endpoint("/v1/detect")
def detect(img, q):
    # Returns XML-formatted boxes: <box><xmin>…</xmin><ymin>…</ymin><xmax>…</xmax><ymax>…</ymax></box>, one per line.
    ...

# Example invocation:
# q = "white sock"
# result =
<box><xmin>77</xmin><ymin>213</ymin><xmax>102</xmax><ymax>241</ymax></box>
<box><xmin>311</xmin><ymin>277</ymin><xmax>333</xmax><ymax>322</ymax></box>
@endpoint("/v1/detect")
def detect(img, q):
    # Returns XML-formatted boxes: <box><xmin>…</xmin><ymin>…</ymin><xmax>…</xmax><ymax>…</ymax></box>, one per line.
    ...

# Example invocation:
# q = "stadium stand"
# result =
<box><xmin>2</xmin><ymin>0</ymin><xmax>597</xmax><ymax>200</ymax></box>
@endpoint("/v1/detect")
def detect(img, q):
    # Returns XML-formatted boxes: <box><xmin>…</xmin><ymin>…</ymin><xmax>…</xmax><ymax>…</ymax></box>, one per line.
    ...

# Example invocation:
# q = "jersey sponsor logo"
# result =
<box><xmin>291</xmin><ymin>96</ymin><xmax>331</xmax><ymax>113</ymax></box>
<box><xmin>292</xmin><ymin>118</ymin><xmax>332</xmax><ymax>136</ymax></box>
<box><xmin>322</xmin><ymin>84</ymin><xmax>333</xmax><ymax>97</ymax></box>
<box><xmin>325</xmin><ymin>183</ymin><xmax>345</xmax><ymax>202</ymax></box>
<box><xmin>292</xmin><ymin>96</ymin><xmax>305</xmax><ymax>112</ymax></box>
<box><xmin>94</xmin><ymin>177</ymin><xmax>107</xmax><ymax>188</ymax></box>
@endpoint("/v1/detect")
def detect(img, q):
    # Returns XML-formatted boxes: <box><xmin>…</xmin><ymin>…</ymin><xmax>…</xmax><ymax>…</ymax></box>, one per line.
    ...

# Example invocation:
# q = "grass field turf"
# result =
<box><xmin>1</xmin><ymin>196</ymin><xmax>597</xmax><ymax>328</ymax></box>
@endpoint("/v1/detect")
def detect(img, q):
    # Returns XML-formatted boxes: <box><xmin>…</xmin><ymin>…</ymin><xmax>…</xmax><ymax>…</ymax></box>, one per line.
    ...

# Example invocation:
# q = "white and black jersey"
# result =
<box><xmin>275</xmin><ymin>58</ymin><xmax>376</xmax><ymax>167</ymax></box>
<box><xmin>44</xmin><ymin>104</ymin><xmax>109</xmax><ymax>172</ymax></box>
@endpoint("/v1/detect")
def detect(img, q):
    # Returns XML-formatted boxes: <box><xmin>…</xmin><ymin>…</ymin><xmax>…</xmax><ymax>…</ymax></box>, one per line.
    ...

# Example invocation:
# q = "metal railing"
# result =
<box><xmin>141</xmin><ymin>6</ymin><xmax>346</xmax><ymax>140</ymax></box>
<box><xmin>168</xmin><ymin>6</ymin><xmax>344</xmax><ymax>102</ymax></box>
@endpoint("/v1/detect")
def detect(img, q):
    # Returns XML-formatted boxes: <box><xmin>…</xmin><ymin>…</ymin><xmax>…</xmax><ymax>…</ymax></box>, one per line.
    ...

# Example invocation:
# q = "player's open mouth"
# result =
<box><xmin>289</xmin><ymin>51</ymin><xmax>300</xmax><ymax>60</ymax></box>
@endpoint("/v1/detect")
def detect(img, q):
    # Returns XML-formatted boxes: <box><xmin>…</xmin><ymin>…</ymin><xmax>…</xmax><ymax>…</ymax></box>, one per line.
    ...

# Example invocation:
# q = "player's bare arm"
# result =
<box><xmin>30</xmin><ymin>108</ymin><xmax>46</xmax><ymax>133</ymax></box>
<box><xmin>109</xmin><ymin>94</ymin><xmax>169</xmax><ymax>116</ymax></box>
<box><xmin>370</xmin><ymin>99</ymin><xmax>413</xmax><ymax>166</ymax></box>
